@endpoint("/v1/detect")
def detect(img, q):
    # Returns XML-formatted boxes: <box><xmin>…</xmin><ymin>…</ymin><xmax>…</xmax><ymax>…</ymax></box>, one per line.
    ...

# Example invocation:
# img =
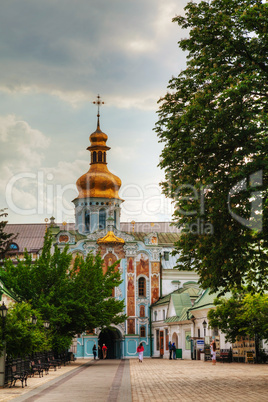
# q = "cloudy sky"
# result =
<box><xmin>0</xmin><ymin>0</ymin><xmax>189</xmax><ymax>225</ymax></box>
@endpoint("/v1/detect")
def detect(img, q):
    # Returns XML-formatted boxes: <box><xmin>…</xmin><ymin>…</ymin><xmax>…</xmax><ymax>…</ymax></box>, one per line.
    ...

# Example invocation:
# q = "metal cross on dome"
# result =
<box><xmin>93</xmin><ymin>94</ymin><xmax>105</xmax><ymax>117</ymax></box>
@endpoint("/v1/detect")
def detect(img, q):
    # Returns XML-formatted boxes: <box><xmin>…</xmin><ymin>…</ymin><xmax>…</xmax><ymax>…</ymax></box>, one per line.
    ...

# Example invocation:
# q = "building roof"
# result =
<box><xmin>5</xmin><ymin>224</ymin><xmax>47</xmax><ymax>253</ymax></box>
<box><xmin>189</xmin><ymin>288</ymin><xmax>232</xmax><ymax>312</ymax></box>
<box><xmin>5</xmin><ymin>221</ymin><xmax>180</xmax><ymax>252</ymax></box>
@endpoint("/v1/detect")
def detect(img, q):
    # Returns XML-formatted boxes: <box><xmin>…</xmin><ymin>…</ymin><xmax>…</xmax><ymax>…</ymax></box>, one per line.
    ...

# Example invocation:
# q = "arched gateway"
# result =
<box><xmin>98</xmin><ymin>328</ymin><xmax>123</xmax><ymax>359</ymax></box>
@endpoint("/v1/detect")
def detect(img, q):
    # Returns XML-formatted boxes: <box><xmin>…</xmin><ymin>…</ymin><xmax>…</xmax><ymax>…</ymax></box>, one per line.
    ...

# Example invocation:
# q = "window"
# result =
<box><xmin>92</xmin><ymin>151</ymin><xmax>97</xmax><ymax>163</ymax></box>
<box><xmin>140</xmin><ymin>305</ymin><xmax>145</xmax><ymax>317</ymax></box>
<box><xmin>98</xmin><ymin>151</ymin><xmax>102</xmax><ymax>162</ymax></box>
<box><xmin>140</xmin><ymin>326</ymin><xmax>146</xmax><ymax>337</ymax></box>
<box><xmin>163</xmin><ymin>310</ymin><xmax>165</xmax><ymax>321</ymax></box>
<box><xmin>198</xmin><ymin>328</ymin><xmax>200</xmax><ymax>338</ymax></box>
<box><xmin>164</xmin><ymin>251</ymin><xmax>169</xmax><ymax>261</ymax></box>
<box><xmin>154</xmin><ymin>311</ymin><xmax>157</xmax><ymax>321</ymax></box>
<box><xmin>103</xmin><ymin>152</ymin><xmax>106</xmax><ymax>163</ymax></box>
<box><xmin>9</xmin><ymin>242</ymin><xmax>19</xmax><ymax>251</ymax></box>
<box><xmin>114</xmin><ymin>210</ymin><xmax>117</xmax><ymax>227</ymax></box>
<box><xmin>85</xmin><ymin>211</ymin><xmax>90</xmax><ymax>232</ymax></box>
<box><xmin>156</xmin><ymin>330</ymin><xmax>160</xmax><ymax>350</ymax></box>
<box><xmin>99</xmin><ymin>209</ymin><xmax>106</xmax><ymax>230</ymax></box>
<box><xmin>138</xmin><ymin>277</ymin><xmax>146</xmax><ymax>297</ymax></box>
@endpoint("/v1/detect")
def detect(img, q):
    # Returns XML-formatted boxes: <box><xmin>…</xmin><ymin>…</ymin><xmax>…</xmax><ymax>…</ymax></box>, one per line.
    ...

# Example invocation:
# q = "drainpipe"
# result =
<box><xmin>159</xmin><ymin>253</ymin><xmax>162</xmax><ymax>298</ymax></box>
<box><xmin>149</xmin><ymin>304</ymin><xmax>153</xmax><ymax>357</ymax></box>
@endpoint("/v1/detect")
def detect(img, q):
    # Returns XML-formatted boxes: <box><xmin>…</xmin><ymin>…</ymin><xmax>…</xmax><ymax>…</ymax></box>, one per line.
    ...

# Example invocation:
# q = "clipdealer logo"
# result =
<box><xmin>228</xmin><ymin>170</ymin><xmax>263</xmax><ymax>232</ymax></box>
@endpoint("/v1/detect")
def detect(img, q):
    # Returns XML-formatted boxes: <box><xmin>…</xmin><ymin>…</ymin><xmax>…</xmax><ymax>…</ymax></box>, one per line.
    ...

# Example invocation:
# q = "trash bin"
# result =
<box><xmin>176</xmin><ymin>348</ymin><xmax>182</xmax><ymax>359</ymax></box>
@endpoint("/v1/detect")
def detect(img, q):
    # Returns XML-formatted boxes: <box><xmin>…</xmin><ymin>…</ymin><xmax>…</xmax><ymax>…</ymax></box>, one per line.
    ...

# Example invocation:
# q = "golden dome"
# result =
<box><xmin>76</xmin><ymin>163</ymin><xmax>122</xmax><ymax>199</ymax></box>
<box><xmin>97</xmin><ymin>231</ymin><xmax>125</xmax><ymax>245</ymax></box>
<box><xmin>74</xmin><ymin>119</ymin><xmax>122</xmax><ymax>200</ymax></box>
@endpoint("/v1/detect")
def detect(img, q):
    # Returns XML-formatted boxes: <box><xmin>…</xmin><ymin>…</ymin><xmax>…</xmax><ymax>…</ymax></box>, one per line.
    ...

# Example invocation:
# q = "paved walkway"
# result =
<box><xmin>0</xmin><ymin>359</ymin><xmax>267</xmax><ymax>402</ymax></box>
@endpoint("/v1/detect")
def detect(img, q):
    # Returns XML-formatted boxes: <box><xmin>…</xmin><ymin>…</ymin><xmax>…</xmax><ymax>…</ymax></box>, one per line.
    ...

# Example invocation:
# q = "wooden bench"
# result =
<box><xmin>9</xmin><ymin>365</ymin><xmax>28</xmax><ymax>388</ymax></box>
<box><xmin>30</xmin><ymin>361</ymin><xmax>43</xmax><ymax>377</ymax></box>
<box><xmin>46</xmin><ymin>357</ymin><xmax>58</xmax><ymax>371</ymax></box>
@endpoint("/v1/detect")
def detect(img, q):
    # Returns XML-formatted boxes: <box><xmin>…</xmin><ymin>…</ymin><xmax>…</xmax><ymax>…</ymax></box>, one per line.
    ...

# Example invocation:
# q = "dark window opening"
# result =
<box><xmin>104</xmin><ymin>152</ymin><xmax>106</xmax><ymax>163</ymax></box>
<box><xmin>138</xmin><ymin>277</ymin><xmax>146</xmax><ymax>297</ymax></box>
<box><xmin>114</xmin><ymin>210</ymin><xmax>117</xmax><ymax>227</ymax></box>
<box><xmin>99</xmin><ymin>209</ymin><xmax>106</xmax><ymax>230</ymax></box>
<box><xmin>98</xmin><ymin>151</ymin><xmax>102</xmax><ymax>162</ymax></box>
<box><xmin>85</xmin><ymin>211</ymin><xmax>90</xmax><ymax>232</ymax></box>
<box><xmin>140</xmin><ymin>326</ymin><xmax>146</xmax><ymax>337</ymax></box>
<box><xmin>93</xmin><ymin>151</ymin><xmax>97</xmax><ymax>163</ymax></box>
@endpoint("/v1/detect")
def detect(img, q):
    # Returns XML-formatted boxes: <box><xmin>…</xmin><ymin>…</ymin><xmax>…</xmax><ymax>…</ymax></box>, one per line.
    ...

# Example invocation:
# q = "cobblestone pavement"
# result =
<box><xmin>130</xmin><ymin>359</ymin><xmax>268</xmax><ymax>402</ymax></box>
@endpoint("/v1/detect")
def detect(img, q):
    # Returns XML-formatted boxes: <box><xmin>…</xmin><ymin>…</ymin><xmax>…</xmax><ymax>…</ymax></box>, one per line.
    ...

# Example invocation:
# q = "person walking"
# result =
<box><xmin>168</xmin><ymin>341</ymin><xmax>172</xmax><ymax>360</ymax></box>
<box><xmin>102</xmin><ymin>343</ymin><xmax>108</xmax><ymax>359</ymax></box>
<box><xmin>172</xmin><ymin>342</ymin><xmax>176</xmax><ymax>360</ymax></box>
<box><xmin>137</xmin><ymin>342</ymin><xmax>144</xmax><ymax>362</ymax></box>
<box><xmin>210</xmin><ymin>338</ymin><xmax>216</xmax><ymax>365</ymax></box>
<box><xmin>92</xmin><ymin>344</ymin><xmax>97</xmax><ymax>360</ymax></box>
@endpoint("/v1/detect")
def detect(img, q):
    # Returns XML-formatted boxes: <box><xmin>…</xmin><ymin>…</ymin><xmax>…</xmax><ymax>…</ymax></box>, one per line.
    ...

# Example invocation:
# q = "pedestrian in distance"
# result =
<box><xmin>210</xmin><ymin>338</ymin><xmax>216</xmax><ymax>365</ymax></box>
<box><xmin>137</xmin><ymin>342</ymin><xmax>144</xmax><ymax>362</ymax></box>
<box><xmin>168</xmin><ymin>341</ymin><xmax>172</xmax><ymax>360</ymax></box>
<box><xmin>172</xmin><ymin>342</ymin><xmax>176</xmax><ymax>360</ymax></box>
<box><xmin>102</xmin><ymin>343</ymin><xmax>108</xmax><ymax>359</ymax></box>
<box><xmin>92</xmin><ymin>344</ymin><xmax>97</xmax><ymax>360</ymax></box>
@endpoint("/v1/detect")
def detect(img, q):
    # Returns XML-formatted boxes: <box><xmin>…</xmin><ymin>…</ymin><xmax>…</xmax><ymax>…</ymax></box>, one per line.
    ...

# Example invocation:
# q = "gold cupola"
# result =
<box><xmin>75</xmin><ymin>116</ymin><xmax>122</xmax><ymax>200</ymax></box>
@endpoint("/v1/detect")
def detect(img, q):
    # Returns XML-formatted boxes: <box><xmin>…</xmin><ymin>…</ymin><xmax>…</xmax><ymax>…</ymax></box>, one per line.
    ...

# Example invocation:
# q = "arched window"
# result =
<box><xmin>114</xmin><ymin>210</ymin><xmax>117</xmax><ymax>227</ymax></box>
<box><xmin>9</xmin><ymin>242</ymin><xmax>19</xmax><ymax>251</ymax></box>
<box><xmin>140</xmin><ymin>305</ymin><xmax>145</xmax><ymax>317</ymax></box>
<box><xmin>98</xmin><ymin>151</ymin><xmax>102</xmax><ymax>162</ymax></box>
<box><xmin>92</xmin><ymin>151</ymin><xmax>97</xmax><ymax>163</ymax></box>
<box><xmin>99</xmin><ymin>208</ymin><xmax>106</xmax><ymax>230</ymax></box>
<box><xmin>103</xmin><ymin>152</ymin><xmax>106</xmax><ymax>163</ymax></box>
<box><xmin>140</xmin><ymin>326</ymin><xmax>146</xmax><ymax>337</ymax></box>
<box><xmin>85</xmin><ymin>211</ymin><xmax>90</xmax><ymax>232</ymax></box>
<box><xmin>138</xmin><ymin>277</ymin><xmax>146</xmax><ymax>297</ymax></box>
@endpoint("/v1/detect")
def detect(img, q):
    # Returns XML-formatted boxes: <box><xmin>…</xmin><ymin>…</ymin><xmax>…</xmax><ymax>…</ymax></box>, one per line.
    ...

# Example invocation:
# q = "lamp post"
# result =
<box><xmin>31</xmin><ymin>314</ymin><xmax>37</xmax><ymax>326</ymax></box>
<box><xmin>202</xmin><ymin>320</ymin><xmax>207</xmax><ymax>337</ymax></box>
<box><xmin>0</xmin><ymin>302</ymin><xmax>8</xmax><ymax>387</ymax></box>
<box><xmin>43</xmin><ymin>321</ymin><xmax>50</xmax><ymax>329</ymax></box>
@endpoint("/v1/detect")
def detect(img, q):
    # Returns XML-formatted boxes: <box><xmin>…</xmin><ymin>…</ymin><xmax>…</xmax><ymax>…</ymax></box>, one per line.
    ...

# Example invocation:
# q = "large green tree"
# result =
<box><xmin>208</xmin><ymin>291</ymin><xmax>268</xmax><ymax>342</ymax></box>
<box><xmin>0</xmin><ymin>233</ymin><xmax>126</xmax><ymax>351</ymax></box>
<box><xmin>155</xmin><ymin>0</ymin><xmax>268</xmax><ymax>294</ymax></box>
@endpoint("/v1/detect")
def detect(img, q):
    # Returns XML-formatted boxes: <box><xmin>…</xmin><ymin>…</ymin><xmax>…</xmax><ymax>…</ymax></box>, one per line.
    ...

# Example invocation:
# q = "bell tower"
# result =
<box><xmin>73</xmin><ymin>96</ymin><xmax>123</xmax><ymax>234</ymax></box>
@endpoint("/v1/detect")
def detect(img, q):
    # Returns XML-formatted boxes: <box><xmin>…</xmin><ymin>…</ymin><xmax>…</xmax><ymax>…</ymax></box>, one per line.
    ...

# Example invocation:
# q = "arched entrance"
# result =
<box><xmin>98</xmin><ymin>328</ymin><xmax>122</xmax><ymax>359</ymax></box>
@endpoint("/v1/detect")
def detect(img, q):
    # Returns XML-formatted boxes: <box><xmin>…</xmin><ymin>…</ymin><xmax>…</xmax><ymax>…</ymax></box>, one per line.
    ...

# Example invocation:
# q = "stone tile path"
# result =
<box><xmin>130</xmin><ymin>359</ymin><xmax>268</xmax><ymax>402</ymax></box>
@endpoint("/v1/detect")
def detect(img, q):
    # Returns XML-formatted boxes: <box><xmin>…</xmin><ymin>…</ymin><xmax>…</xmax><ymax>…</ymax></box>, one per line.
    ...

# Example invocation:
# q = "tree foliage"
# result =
<box><xmin>0</xmin><ymin>302</ymin><xmax>52</xmax><ymax>358</ymax></box>
<box><xmin>0</xmin><ymin>209</ymin><xmax>14</xmax><ymax>259</ymax></box>
<box><xmin>0</xmin><ymin>233</ymin><xmax>126</xmax><ymax>352</ymax></box>
<box><xmin>208</xmin><ymin>291</ymin><xmax>268</xmax><ymax>342</ymax></box>
<box><xmin>155</xmin><ymin>0</ymin><xmax>268</xmax><ymax>294</ymax></box>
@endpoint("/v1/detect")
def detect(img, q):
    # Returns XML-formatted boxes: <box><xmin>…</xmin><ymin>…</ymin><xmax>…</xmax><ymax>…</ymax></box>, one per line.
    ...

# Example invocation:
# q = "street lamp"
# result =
<box><xmin>31</xmin><ymin>314</ymin><xmax>37</xmax><ymax>325</ymax></box>
<box><xmin>43</xmin><ymin>321</ymin><xmax>50</xmax><ymax>329</ymax></box>
<box><xmin>202</xmin><ymin>320</ymin><xmax>207</xmax><ymax>337</ymax></box>
<box><xmin>0</xmin><ymin>302</ymin><xmax>8</xmax><ymax>319</ymax></box>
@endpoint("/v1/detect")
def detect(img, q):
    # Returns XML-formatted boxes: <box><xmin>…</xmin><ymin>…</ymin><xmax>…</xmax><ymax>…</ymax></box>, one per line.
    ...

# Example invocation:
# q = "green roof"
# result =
<box><xmin>125</xmin><ymin>232</ymin><xmax>180</xmax><ymax>245</ymax></box>
<box><xmin>190</xmin><ymin>288</ymin><xmax>232</xmax><ymax>312</ymax></box>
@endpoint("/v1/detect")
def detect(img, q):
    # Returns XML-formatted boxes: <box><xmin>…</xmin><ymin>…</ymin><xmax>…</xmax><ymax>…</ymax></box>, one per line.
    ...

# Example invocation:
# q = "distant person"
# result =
<box><xmin>172</xmin><ymin>343</ymin><xmax>176</xmax><ymax>360</ymax></box>
<box><xmin>210</xmin><ymin>338</ymin><xmax>216</xmax><ymax>365</ymax></box>
<box><xmin>168</xmin><ymin>341</ymin><xmax>172</xmax><ymax>360</ymax></box>
<box><xmin>102</xmin><ymin>344</ymin><xmax>108</xmax><ymax>359</ymax></box>
<box><xmin>137</xmin><ymin>342</ymin><xmax>144</xmax><ymax>363</ymax></box>
<box><xmin>92</xmin><ymin>344</ymin><xmax>97</xmax><ymax>360</ymax></box>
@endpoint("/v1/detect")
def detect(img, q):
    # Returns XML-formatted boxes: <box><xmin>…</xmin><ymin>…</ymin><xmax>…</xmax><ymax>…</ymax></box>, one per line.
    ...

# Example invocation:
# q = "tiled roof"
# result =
<box><xmin>5</xmin><ymin>224</ymin><xmax>47</xmax><ymax>252</ymax></box>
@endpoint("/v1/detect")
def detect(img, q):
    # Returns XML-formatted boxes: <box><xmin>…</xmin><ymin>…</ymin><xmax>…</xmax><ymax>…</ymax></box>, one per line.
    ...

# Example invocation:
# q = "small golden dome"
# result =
<box><xmin>97</xmin><ymin>231</ymin><xmax>125</xmax><ymax>245</ymax></box>
<box><xmin>89</xmin><ymin>126</ymin><xmax>108</xmax><ymax>148</ymax></box>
